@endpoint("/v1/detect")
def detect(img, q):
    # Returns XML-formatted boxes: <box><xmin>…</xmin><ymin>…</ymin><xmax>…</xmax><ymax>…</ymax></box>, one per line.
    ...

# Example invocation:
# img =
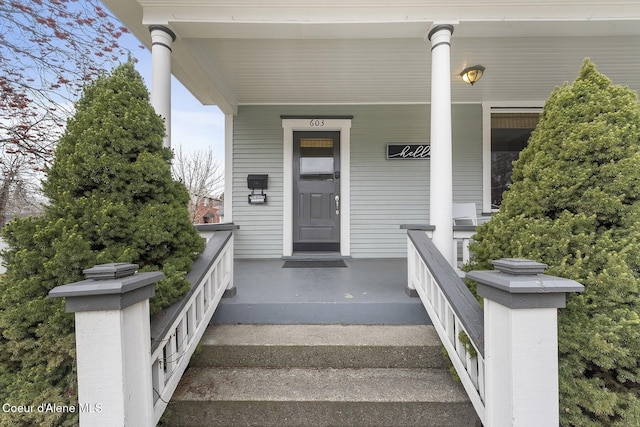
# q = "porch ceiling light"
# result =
<box><xmin>460</xmin><ymin>65</ymin><xmax>485</xmax><ymax>85</ymax></box>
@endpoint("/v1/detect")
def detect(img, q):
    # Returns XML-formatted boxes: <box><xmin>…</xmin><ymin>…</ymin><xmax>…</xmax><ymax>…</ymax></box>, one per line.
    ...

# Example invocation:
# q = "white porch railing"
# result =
<box><xmin>453</xmin><ymin>226</ymin><xmax>475</xmax><ymax>276</ymax></box>
<box><xmin>49</xmin><ymin>225</ymin><xmax>236</xmax><ymax>426</ymax></box>
<box><xmin>150</xmin><ymin>227</ymin><xmax>234</xmax><ymax>424</ymax></box>
<box><xmin>407</xmin><ymin>229</ymin><xmax>486</xmax><ymax>423</ymax></box>
<box><xmin>402</xmin><ymin>224</ymin><xmax>475</xmax><ymax>277</ymax></box>
<box><xmin>407</xmin><ymin>228</ymin><xmax>585</xmax><ymax>427</ymax></box>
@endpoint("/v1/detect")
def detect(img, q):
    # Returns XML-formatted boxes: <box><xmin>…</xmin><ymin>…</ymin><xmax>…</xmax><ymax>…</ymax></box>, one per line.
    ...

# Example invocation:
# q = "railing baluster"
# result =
<box><xmin>188</xmin><ymin>303</ymin><xmax>196</xmax><ymax>342</ymax></box>
<box><xmin>216</xmin><ymin>262</ymin><xmax>224</xmax><ymax>293</ymax></box>
<box><xmin>453</xmin><ymin>229</ymin><xmax>475</xmax><ymax>277</ymax></box>
<box><xmin>165</xmin><ymin>333</ymin><xmax>177</xmax><ymax>376</ymax></box>
<box><xmin>203</xmin><ymin>274</ymin><xmax>211</xmax><ymax>307</ymax></box>
<box><xmin>210</xmin><ymin>274</ymin><xmax>216</xmax><ymax>308</ymax></box>
<box><xmin>462</xmin><ymin>238</ymin><xmax>471</xmax><ymax>265</ymax></box>
<box><xmin>216</xmin><ymin>260</ymin><xmax>223</xmax><ymax>290</ymax></box>
<box><xmin>455</xmin><ymin>320</ymin><xmax>467</xmax><ymax>361</ymax></box>
<box><xmin>467</xmin><ymin>349</ymin><xmax>479</xmax><ymax>389</ymax></box>
<box><xmin>152</xmin><ymin>358</ymin><xmax>163</xmax><ymax>404</ymax></box>
<box><xmin>176</xmin><ymin>317</ymin><xmax>187</xmax><ymax>364</ymax></box>
<box><xmin>445</xmin><ymin>307</ymin><xmax>455</xmax><ymax>345</ymax></box>
<box><xmin>196</xmin><ymin>290</ymin><xmax>203</xmax><ymax>323</ymax></box>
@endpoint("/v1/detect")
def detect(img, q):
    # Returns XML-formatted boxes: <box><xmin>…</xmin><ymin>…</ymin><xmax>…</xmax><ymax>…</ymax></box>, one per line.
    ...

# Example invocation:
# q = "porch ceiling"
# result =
<box><xmin>102</xmin><ymin>1</ymin><xmax>640</xmax><ymax>114</ymax></box>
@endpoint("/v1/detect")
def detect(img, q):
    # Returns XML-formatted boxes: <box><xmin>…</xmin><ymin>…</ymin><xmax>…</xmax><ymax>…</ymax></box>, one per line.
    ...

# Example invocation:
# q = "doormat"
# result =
<box><xmin>282</xmin><ymin>260</ymin><xmax>347</xmax><ymax>268</ymax></box>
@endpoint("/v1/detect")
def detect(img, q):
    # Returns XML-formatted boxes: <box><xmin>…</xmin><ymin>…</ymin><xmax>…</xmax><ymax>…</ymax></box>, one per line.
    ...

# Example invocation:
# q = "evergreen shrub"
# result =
<box><xmin>466</xmin><ymin>59</ymin><xmax>640</xmax><ymax>426</ymax></box>
<box><xmin>0</xmin><ymin>61</ymin><xmax>204</xmax><ymax>426</ymax></box>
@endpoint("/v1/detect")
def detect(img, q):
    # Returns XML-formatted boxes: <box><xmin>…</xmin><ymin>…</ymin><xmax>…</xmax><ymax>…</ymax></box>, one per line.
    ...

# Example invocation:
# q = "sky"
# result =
<box><xmin>120</xmin><ymin>33</ymin><xmax>226</xmax><ymax>162</ymax></box>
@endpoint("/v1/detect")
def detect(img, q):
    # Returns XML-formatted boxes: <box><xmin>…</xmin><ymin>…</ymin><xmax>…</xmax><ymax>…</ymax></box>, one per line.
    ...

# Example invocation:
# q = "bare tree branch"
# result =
<box><xmin>171</xmin><ymin>147</ymin><xmax>224</xmax><ymax>222</ymax></box>
<box><xmin>0</xmin><ymin>0</ymin><xmax>134</xmax><ymax>226</ymax></box>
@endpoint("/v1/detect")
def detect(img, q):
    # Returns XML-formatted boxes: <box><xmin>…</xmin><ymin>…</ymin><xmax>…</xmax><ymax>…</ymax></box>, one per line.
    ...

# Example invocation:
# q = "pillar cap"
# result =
<box><xmin>83</xmin><ymin>263</ymin><xmax>138</xmax><ymax>280</ymax></box>
<box><xmin>492</xmin><ymin>258</ymin><xmax>547</xmax><ymax>275</ymax></box>
<box><xmin>467</xmin><ymin>258</ymin><xmax>584</xmax><ymax>309</ymax></box>
<box><xmin>49</xmin><ymin>264</ymin><xmax>164</xmax><ymax>312</ymax></box>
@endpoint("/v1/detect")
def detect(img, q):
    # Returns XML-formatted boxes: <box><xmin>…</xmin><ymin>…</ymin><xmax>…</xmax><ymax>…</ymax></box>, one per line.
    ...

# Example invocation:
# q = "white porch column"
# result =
<box><xmin>427</xmin><ymin>24</ymin><xmax>454</xmax><ymax>265</ymax></box>
<box><xmin>149</xmin><ymin>25</ymin><xmax>176</xmax><ymax>148</ymax></box>
<box><xmin>468</xmin><ymin>259</ymin><xmax>585</xmax><ymax>427</ymax></box>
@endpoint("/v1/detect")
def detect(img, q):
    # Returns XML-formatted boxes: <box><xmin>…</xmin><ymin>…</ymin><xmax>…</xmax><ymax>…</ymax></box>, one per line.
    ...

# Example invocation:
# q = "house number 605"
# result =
<box><xmin>309</xmin><ymin>119</ymin><xmax>325</xmax><ymax>127</ymax></box>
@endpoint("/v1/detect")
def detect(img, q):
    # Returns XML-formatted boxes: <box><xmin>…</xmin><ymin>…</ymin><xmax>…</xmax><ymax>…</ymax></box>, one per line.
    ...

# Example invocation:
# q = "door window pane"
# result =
<box><xmin>300</xmin><ymin>138</ymin><xmax>334</xmax><ymax>180</ymax></box>
<box><xmin>300</xmin><ymin>157</ymin><xmax>334</xmax><ymax>175</ymax></box>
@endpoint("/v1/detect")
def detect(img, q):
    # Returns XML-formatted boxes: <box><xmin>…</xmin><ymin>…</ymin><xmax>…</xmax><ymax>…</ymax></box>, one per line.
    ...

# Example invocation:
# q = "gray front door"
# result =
<box><xmin>293</xmin><ymin>131</ymin><xmax>340</xmax><ymax>252</ymax></box>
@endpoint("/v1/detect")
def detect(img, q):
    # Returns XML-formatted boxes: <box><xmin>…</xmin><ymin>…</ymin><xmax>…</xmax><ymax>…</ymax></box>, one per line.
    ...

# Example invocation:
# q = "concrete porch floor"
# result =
<box><xmin>211</xmin><ymin>258</ymin><xmax>431</xmax><ymax>325</ymax></box>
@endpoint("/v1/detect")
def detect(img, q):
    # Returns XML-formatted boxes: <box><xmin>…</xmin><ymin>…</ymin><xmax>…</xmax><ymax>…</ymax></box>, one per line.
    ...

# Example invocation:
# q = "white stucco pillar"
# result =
<box><xmin>49</xmin><ymin>263</ymin><xmax>164</xmax><ymax>427</ymax></box>
<box><xmin>149</xmin><ymin>25</ymin><xmax>176</xmax><ymax>148</ymax></box>
<box><xmin>468</xmin><ymin>259</ymin><xmax>585</xmax><ymax>427</ymax></box>
<box><xmin>427</xmin><ymin>24</ymin><xmax>454</xmax><ymax>265</ymax></box>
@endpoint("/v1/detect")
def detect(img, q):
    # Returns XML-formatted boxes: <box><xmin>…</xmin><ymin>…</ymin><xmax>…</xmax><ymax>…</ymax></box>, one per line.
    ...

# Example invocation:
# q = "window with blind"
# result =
<box><xmin>491</xmin><ymin>112</ymin><xmax>540</xmax><ymax>208</ymax></box>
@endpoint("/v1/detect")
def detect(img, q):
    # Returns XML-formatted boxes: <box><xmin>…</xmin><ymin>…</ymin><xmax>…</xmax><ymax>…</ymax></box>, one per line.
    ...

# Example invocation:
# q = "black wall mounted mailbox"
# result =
<box><xmin>247</xmin><ymin>174</ymin><xmax>268</xmax><ymax>204</ymax></box>
<box><xmin>247</xmin><ymin>174</ymin><xmax>268</xmax><ymax>190</ymax></box>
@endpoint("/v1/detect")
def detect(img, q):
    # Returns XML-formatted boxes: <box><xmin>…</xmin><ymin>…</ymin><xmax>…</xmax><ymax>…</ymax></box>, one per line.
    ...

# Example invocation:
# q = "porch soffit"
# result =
<box><xmin>138</xmin><ymin>0</ymin><xmax>640</xmax><ymax>24</ymax></box>
<box><xmin>173</xmin><ymin>29</ymin><xmax>640</xmax><ymax>109</ymax></box>
<box><xmin>101</xmin><ymin>0</ymin><xmax>640</xmax><ymax>113</ymax></box>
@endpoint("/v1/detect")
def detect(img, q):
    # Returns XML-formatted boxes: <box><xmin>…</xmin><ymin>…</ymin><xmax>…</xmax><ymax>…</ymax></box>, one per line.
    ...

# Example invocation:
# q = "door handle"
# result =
<box><xmin>335</xmin><ymin>194</ymin><xmax>340</xmax><ymax>215</ymax></box>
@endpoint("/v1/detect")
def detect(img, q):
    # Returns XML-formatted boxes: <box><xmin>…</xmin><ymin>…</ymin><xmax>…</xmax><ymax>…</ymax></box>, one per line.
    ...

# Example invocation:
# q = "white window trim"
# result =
<box><xmin>482</xmin><ymin>102</ymin><xmax>544</xmax><ymax>213</ymax></box>
<box><xmin>282</xmin><ymin>118</ymin><xmax>352</xmax><ymax>257</ymax></box>
<box><xmin>223</xmin><ymin>113</ymin><xmax>234</xmax><ymax>223</ymax></box>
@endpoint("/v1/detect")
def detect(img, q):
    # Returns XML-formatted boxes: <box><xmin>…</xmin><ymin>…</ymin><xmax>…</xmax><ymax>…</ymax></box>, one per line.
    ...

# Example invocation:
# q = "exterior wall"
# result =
<box><xmin>349</xmin><ymin>105</ymin><xmax>429</xmax><ymax>257</ymax></box>
<box><xmin>233</xmin><ymin>107</ymin><xmax>285</xmax><ymax>257</ymax></box>
<box><xmin>233</xmin><ymin>104</ymin><xmax>482</xmax><ymax>258</ymax></box>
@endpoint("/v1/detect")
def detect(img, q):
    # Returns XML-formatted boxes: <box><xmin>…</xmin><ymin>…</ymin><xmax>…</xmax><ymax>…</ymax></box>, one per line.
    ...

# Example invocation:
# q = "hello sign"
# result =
<box><xmin>386</xmin><ymin>144</ymin><xmax>431</xmax><ymax>159</ymax></box>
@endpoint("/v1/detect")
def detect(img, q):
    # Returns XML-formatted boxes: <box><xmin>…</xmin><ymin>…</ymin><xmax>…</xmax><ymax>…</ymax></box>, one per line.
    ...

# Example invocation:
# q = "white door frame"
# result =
<box><xmin>282</xmin><ymin>118</ymin><xmax>351</xmax><ymax>257</ymax></box>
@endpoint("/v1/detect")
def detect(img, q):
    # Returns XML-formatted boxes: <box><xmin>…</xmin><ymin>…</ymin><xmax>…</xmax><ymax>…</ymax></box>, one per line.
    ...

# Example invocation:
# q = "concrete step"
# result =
<box><xmin>190</xmin><ymin>324</ymin><xmax>444</xmax><ymax>369</ymax></box>
<box><xmin>164</xmin><ymin>367</ymin><xmax>479</xmax><ymax>427</ymax></box>
<box><xmin>163</xmin><ymin>325</ymin><xmax>481</xmax><ymax>427</ymax></box>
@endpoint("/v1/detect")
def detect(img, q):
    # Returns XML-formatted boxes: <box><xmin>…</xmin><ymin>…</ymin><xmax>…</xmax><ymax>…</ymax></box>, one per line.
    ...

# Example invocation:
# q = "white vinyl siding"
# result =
<box><xmin>232</xmin><ymin>108</ymin><xmax>284</xmax><ymax>258</ymax></box>
<box><xmin>349</xmin><ymin>105</ymin><xmax>429</xmax><ymax>257</ymax></box>
<box><xmin>453</xmin><ymin>104</ymin><xmax>484</xmax><ymax>212</ymax></box>
<box><xmin>232</xmin><ymin>104</ymin><xmax>482</xmax><ymax>258</ymax></box>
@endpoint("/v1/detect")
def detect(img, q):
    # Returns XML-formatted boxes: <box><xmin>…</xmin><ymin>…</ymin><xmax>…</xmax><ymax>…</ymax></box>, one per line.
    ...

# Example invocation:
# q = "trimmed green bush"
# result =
<box><xmin>466</xmin><ymin>59</ymin><xmax>640</xmax><ymax>426</ymax></box>
<box><xmin>0</xmin><ymin>61</ymin><xmax>204</xmax><ymax>426</ymax></box>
